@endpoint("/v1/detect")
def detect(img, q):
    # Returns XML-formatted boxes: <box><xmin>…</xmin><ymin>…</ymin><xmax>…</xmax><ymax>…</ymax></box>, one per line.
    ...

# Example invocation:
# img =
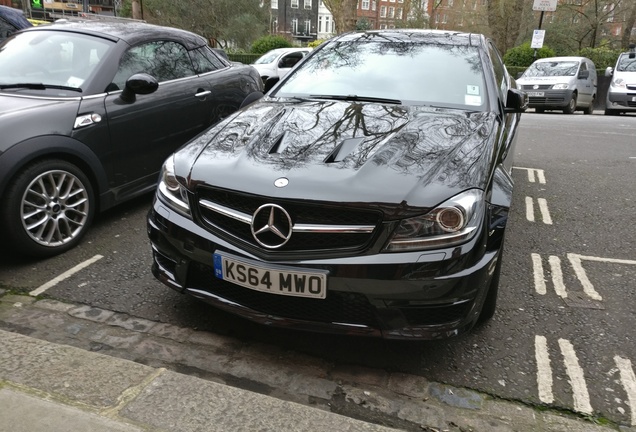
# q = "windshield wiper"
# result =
<box><xmin>309</xmin><ymin>94</ymin><xmax>402</xmax><ymax>105</ymax></box>
<box><xmin>0</xmin><ymin>83</ymin><xmax>82</xmax><ymax>93</ymax></box>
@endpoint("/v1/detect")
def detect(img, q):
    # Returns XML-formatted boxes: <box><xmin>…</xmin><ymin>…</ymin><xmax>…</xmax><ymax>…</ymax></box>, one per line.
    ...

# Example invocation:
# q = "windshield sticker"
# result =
<box><xmin>466</xmin><ymin>85</ymin><xmax>480</xmax><ymax>95</ymax></box>
<box><xmin>465</xmin><ymin>95</ymin><xmax>482</xmax><ymax>106</ymax></box>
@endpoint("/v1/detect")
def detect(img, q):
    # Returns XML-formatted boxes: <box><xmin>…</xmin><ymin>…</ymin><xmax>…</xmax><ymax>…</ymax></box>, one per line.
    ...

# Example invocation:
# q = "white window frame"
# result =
<box><xmin>304</xmin><ymin>0</ymin><xmax>312</xmax><ymax>9</ymax></box>
<box><xmin>292</xmin><ymin>18</ymin><xmax>298</xmax><ymax>33</ymax></box>
<box><xmin>380</xmin><ymin>5</ymin><xmax>386</xmax><ymax>17</ymax></box>
<box><xmin>362</xmin><ymin>0</ymin><xmax>370</xmax><ymax>9</ymax></box>
<box><xmin>291</xmin><ymin>0</ymin><xmax>299</xmax><ymax>8</ymax></box>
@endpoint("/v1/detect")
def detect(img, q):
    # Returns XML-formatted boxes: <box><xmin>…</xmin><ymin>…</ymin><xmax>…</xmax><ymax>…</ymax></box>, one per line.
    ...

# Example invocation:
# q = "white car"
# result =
<box><xmin>252</xmin><ymin>47</ymin><xmax>312</xmax><ymax>83</ymax></box>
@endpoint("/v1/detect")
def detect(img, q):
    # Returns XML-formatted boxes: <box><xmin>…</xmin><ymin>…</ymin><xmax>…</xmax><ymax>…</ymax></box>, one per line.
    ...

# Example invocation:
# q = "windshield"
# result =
<box><xmin>254</xmin><ymin>50</ymin><xmax>284</xmax><ymax>65</ymax></box>
<box><xmin>275</xmin><ymin>39</ymin><xmax>487</xmax><ymax>110</ymax></box>
<box><xmin>523</xmin><ymin>61</ymin><xmax>579</xmax><ymax>77</ymax></box>
<box><xmin>0</xmin><ymin>30</ymin><xmax>113</xmax><ymax>91</ymax></box>
<box><xmin>616</xmin><ymin>53</ymin><xmax>636</xmax><ymax>72</ymax></box>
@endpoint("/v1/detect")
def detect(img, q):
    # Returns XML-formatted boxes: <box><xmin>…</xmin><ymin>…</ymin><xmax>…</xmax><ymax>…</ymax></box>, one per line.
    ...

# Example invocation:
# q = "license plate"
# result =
<box><xmin>213</xmin><ymin>252</ymin><xmax>327</xmax><ymax>299</ymax></box>
<box><xmin>527</xmin><ymin>91</ymin><xmax>544</xmax><ymax>97</ymax></box>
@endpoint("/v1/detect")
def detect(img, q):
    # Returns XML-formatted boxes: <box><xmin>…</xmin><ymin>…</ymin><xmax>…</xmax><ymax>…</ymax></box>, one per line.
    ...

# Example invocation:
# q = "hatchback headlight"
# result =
<box><xmin>552</xmin><ymin>83</ymin><xmax>569</xmax><ymax>89</ymax></box>
<box><xmin>384</xmin><ymin>189</ymin><xmax>484</xmax><ymax>252</ymax></box>
<box><xmin>158</xmin><ymin>156</ymin><xmax>191</xmax><ymax>215</ymax></box>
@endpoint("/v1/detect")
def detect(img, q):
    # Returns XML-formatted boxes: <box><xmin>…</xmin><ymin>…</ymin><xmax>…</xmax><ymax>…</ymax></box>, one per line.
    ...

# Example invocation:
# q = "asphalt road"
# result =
<box><xmin>1</xmin><ymin>110</ymin><xmax>635</xmax><ymax>427</ymax></box>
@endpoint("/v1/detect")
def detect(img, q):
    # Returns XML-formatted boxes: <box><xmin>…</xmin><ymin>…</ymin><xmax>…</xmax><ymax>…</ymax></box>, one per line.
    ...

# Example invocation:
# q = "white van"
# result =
<box><xmin>517</xmin><ymin>56</ymin><xmax>597</xmax><ymax>114</ymax></box>
<box><xmin>604</xmin><ymin>44</ymin><xmax>636</xmax><ymax>115</ymax></box>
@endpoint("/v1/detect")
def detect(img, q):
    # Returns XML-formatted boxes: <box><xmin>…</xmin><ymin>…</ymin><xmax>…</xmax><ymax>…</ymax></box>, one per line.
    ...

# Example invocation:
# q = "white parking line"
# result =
<box><xmin>535</xmin><ymin>335</ymin><xmax>554</xmax><ymax>404</ymax></box>
<box><xmin>615</xmin><ymin>356</ymin><xmax>636</xmax><ymax>426</ymax></box>
<box><xmin>558</xmin><ymin>338</ymin><xmax>593</xmax><ymax>415</ymax></box>
<box><xmin>548</xmin><ymin>255</ymin><xmax>567</xmax><ymax>298</ymax></box>
<box><xmin>29</xmin><ymin>255</ymin><xmax>104</xmax><ymax>297</ymax></box>
<box><xmin>537</xmin><ymin>198</ymin><xmax>553</xmax><ymax>225</ymax></box>
<box><xmin>567</xmin><ymin>254</ymin><xmax>606</xmax><ymax>301</ymax></box>
<box><xmin>525</xmin><ymin>197</ymin><xmax>535</xmax><ymax>222</ymax></box>
<box><xmin>532</xmin><ymin>253</ymin><xmax>547</xmax><ymax>295</ymax></box>
<box><xmin>514</xmin><ymin>167</ymin><xmax>546</xmax><ymax>184</ymax></box>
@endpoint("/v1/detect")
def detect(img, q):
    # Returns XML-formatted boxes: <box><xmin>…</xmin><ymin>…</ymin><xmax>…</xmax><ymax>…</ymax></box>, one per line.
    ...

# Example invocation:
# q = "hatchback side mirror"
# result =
<box><xmin>119</xmin><ymin>73</ymin><xmax>159</xmax><ymax>104</ymax></box>
<box><xmin>605</xmin><ymin>66</ymin><xmax>614</xmax><ymax>77</ymax></box>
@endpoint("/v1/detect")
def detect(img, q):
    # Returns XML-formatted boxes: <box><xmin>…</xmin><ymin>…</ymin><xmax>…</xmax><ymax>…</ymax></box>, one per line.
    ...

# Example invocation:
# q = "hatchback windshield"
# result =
<box><xmin>275</xmin><ymin>39</ymin><xmax>487</xmax><ymax>109</ymax></box>
<box><xmin>523</xmin><ymin>61</ymin><xmax>579</xmax><ymax>77</ymax></box>
<box><xmin>0</xmin><ymin>30</ymin><xmax>112</xmax><ymax>90</ymax></box>
<box><xmin>254</xmin><ymin>50</ymin><xmax>283</xmax><ymax>65</ymax></box>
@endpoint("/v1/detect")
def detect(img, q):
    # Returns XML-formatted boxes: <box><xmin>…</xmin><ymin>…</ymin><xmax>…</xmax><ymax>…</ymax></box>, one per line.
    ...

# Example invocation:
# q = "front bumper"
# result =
<box><xmin>606</xmin><ymin>89</ymin><xmax>636</xmax><ymax>112</ymax></box>
<box><xmin>147</xmin><ymin>197</ymin><xmax>504</xmax><ymax>340</ymax></box>
<box><xmin>526</xmin><ymin>89</ymin><xmax>575</xmax><ymax>109</ymax></box>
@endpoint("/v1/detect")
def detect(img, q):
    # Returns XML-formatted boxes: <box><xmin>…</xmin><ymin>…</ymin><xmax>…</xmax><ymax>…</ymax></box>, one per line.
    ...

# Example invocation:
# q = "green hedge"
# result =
<box><xmin>228</xmin><ymin>53</ymin><xmax>262</xmax><ymax>64</ymax></box>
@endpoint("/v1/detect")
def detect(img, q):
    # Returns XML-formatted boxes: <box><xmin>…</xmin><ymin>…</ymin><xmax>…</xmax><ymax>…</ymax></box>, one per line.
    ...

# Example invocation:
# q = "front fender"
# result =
<box><xmin>0</xmin><ymin>135</ymin><xmax>109</xmax><ymax>207</ymax></box>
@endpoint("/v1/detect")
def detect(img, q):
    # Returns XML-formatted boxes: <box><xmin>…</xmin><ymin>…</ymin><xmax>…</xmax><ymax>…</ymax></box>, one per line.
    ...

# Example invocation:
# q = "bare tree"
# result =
<box><xmin>322</xmin><ymin>0</ymin><xmax>358</xmax><ymax>33</ymax></box>
<box><xmin>487</xmin><ymin>0</ymin><xmax>525</xmax><ymax>54</ymax></box>
<box><xmin>622</xmin><ymin>0</ymin><xmax>636</xmax><ymax>49</ymax></box>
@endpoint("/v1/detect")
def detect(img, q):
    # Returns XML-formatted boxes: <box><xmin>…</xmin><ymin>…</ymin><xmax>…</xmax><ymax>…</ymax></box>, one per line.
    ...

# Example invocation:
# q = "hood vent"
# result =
<box><xmin>267</xmin><ymin>132</ymin><xmax>289</xmax><ymax>155</ymax></box>
<box><xmin>324</xmin><ymin>137</ymin><xmax>365</xmax><ymax>163</ymax></box>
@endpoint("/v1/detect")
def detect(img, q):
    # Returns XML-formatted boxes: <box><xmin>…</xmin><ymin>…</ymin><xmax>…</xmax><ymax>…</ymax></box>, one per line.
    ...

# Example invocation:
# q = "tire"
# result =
<box><xmin>604</xmin><ymin>109</ymin><xmax>618</xmax><ymax>116</ymax></box>
<box><xmin>2</xmin><ymin>159</ymin><xmax>95</xmax><ymax>258</ymax></box>
<box><xmin>563</xmin><ymin>93</ymin><xmax>577</xmax><ymax>114</ymax></box>
<box><xmin>583</xmin><ymin>97</ymin><xmax>594</xmax><ymax>115</ymax></box>
<box><xmin>535</xmin><ymin>108</ymin><xmax>545</xmax><ymax>113</ymax></box>
<box><xmin>478</xmin><ymin>248</ymin><xmax>504</xmax><ymax>324</ymax></box>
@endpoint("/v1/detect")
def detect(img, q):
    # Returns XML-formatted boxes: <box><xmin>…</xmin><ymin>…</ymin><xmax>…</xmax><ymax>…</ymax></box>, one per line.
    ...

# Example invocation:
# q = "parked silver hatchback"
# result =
<box><xmin>517</xmin><ymin>56</ymin><xmax>597</xmax><ymax>114</ymax></box>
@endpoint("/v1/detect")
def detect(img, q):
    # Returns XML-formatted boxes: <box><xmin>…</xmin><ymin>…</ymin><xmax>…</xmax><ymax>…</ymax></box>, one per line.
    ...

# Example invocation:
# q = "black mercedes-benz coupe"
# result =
<box><xmin>147</xmin><ymin>29</ymin><xmax>527</xmax><ymax>340</ymax></box>
<box><xmin>0</xmin><ymin>20</ymin><xmax>263</xmax><ymax>257</ymax></box>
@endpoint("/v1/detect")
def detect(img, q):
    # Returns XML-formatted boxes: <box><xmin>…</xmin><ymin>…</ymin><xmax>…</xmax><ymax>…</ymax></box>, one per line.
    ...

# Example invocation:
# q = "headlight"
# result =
<box><xmin>384</xmin><ymin>189</ymin><xmax>484</xmax><ymax>252</ymax></box>
<box><xmin>158</xmin><ymin>156</ymin><xmax>191</xmax><ymax>215</ymax></box>
<box><xmin>552</xmin><ymin>83</ymin><xmax>569</xmax><ymax>89</ymax></box>
<box><xmin>611</xmin><ymin>78</ymin><xmax>626</xmax><ymax>88</ymax></box>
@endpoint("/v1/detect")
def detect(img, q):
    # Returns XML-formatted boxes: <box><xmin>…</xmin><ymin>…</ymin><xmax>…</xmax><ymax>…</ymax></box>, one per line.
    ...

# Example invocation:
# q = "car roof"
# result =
<box><xmin>334</xmin><ymin>29</ymin><xmax>487</xmax><ymax>47</ymax></box>
<box><xmin>0</xmin><ymin>5</ymin><xmax>32</xmax><ymax>30</ymax></box>
<box><xmin>533</xmin><ymin>56</ymin><xmax>590</xmax><ymax>63</ymax></box>
<box><xmin>18</xmin><ymin>20</ymin><xmax>208</xmax><ymax>50</ymax></box>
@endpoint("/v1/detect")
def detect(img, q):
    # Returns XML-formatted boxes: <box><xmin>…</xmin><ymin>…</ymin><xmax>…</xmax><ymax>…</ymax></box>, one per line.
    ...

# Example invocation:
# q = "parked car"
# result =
<box><xmin>0</xmin><ymin>5</ymin><xmax>31</xmax><ymax>42</ymax></box>
<box><xmin>517</xmin><ymin>56</ymin><xmax>597</xmax><ymax>114</ymax></box>
<box><xmin>604</xmin><ymin>44</ymin><xmax>636</xmax><ymax>115</ymax></box>
<box><xmin>147</xmin><ymin>29</ymin><xmax>527</xmax><ymax>340</ymax></box>
<box><xmin>0</xmin><ymin>20</ymin><xmax>263</xmax><ymax>257</ymax></box>
<box><xmin>252</xmin><ymin>47</ymin><xmax>312</xmax><ymax>83</ymax></box>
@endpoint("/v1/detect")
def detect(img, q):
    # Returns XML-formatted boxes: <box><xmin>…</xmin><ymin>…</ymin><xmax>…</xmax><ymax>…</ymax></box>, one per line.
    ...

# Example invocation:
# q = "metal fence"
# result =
<box><xmin>228</xmin><ymin>53</ymin><xmax>261</xmax><ymax>64</ymax></box>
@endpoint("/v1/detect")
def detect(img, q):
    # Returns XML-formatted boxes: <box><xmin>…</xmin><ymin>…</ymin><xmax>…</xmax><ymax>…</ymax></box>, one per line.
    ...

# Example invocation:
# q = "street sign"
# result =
<box><xmin>533</xmin><ymin>0</ymin><xmax>557</xmax><ymax>12</ymax></box>
<box><xmin>531</xmin><ymin>29</ymin><xmax>546</xmax><ymax>49</ymax></box>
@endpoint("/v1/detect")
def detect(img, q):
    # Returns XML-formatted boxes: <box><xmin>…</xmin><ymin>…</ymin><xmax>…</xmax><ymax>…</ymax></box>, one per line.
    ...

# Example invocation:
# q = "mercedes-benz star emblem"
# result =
<box><xmin>251</xmin><ymin>204</ymin><xmax>293</xmax><ymax>249</ymax></box>
<box><xmin>533</xmin><ymin>84</ymin><xmax>539</xmax><ymax>90</ymax></box>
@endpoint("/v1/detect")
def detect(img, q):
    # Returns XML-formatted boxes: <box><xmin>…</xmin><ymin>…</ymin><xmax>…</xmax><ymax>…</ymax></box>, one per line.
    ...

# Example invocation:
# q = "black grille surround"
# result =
<box><xmin>194</xmin><ymin>186</ymin><xmax>384</xmax><ymax>259</ymax></box>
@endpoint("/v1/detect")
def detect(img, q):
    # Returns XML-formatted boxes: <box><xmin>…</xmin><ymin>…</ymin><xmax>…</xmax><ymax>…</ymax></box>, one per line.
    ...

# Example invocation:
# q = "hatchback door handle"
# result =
<box><xmin>195</xmin><ymin>90</ymin><xmax>212</xmax><ymax>98</ymax></box>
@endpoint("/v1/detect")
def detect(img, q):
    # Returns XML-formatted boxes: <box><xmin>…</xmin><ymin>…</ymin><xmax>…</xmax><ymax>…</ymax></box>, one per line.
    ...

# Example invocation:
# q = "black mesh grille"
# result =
<box><xmin>196</xmin><ymin>187</ymin><xmax>382</xmax><ymax>252</ymax></box>
<box><xmin>187</xmin><ymin>262</ymin><xmax>380</xmax><ymax>327</ymax></box>
<box><xmin>398</xmin><ymin>303</ymin><xmax>471</xmax><ymax>326</ymax></box>
<box><xmin>522</xmin><ymin>84</ymin><xmax>552</xmax><ymax>90</ymax></box>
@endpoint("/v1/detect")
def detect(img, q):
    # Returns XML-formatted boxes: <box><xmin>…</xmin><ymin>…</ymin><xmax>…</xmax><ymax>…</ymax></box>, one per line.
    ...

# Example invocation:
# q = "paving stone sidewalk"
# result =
<box><xmin>0</xmin><ymin>293</ymin><xmax>632</xmax><ymax>432</ymax></box>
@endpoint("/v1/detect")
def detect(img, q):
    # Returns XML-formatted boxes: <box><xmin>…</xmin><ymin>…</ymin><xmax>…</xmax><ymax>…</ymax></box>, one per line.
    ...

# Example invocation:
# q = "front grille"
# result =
<box><xmin>529</xmin><ymin>96</ymin><xmax>565</xmax><ymax>104</ymax></box>
<box><xmin>196</xmin><ymin>187</ymin><xmax>382</xmax><ymax>253</ymax></box>
<box><xmin>187</xmin><ymin>262</ymin><xmax>380</xmax><ymax>327</ymax></box>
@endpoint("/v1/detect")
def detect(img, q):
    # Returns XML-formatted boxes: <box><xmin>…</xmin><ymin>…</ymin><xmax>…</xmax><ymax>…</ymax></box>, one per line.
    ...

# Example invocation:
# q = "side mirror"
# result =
<box><xmin>605</xmin><ymin>66</ymin><xmax>614</xmax><ymax>77</ymax></box>
<box><xmin>505</xmin><ymin>87</ymin><xmax>528</xmax><ymax>113</ymax></box>
<box><xmin>264</xmin><ymin>77</ymin><xmax>279</xmax><ymax>93</ymax></box>
<box><xmin>119</xmin><ymin>73</ymin><xmax>159</xmax><ymax>104</ymax></box>
<box><xmin>578</xmin><ymin>70</ymin><xmax>589</xmax><ymax>79</ymax></box>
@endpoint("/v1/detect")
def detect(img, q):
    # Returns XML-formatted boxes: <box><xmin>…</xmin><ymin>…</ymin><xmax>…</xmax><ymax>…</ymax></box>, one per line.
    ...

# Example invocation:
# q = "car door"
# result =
<box><xmin>104</xmin><ymin>40</ymin><xmax>213</xmax><ymax>193</ymax></box>
<box><xmin>577</xmin><ymin>61</ymin><xmax>592</xmax><ymax>105</ymax></box>
<box><xmin>276</xmin><ymin>51</ymin><xmax>307</xmax><ymax>79</ymax></box>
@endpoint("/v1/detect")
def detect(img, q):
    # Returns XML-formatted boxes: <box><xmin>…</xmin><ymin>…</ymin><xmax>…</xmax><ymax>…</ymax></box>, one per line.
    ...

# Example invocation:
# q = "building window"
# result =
<box><xmin>380</xmin><ymin>23</ymin><xmax>387</xmax><ymax>29</ymax></box>
<box><xmin>271</xmin><ymin>0</ymin><xmax>278</xmax><ymax>8</ymax></box>
<box><xmin>372</xmin><ymin>0</ymin><xmax>376</xmax><ymax>10</ymax></box>
<box><xmin>362</xmin><ymin>0</ymin><xmax>369</xmax><ymax>9</ymax></box>
<box><xmin>380</xmin><ymin>5</ymin><xmax>386</xmax><ymax>17</ymax></box>
<box><xmin>291</xmin><ymin>0</ymin><xmax>298</xmax><ymax>8</ymax></box>
<box><xmin>448</xmin><ymin>0</ymin><xmax>453</xmax><ymax>5</ymax></box>
<box><xmin>304</xmin><ymin>0</ymin><xmax>312</xmax><ymax>9</ymax></box>
<box><xmin>305</xmin><ymin>19</ymin><xmax>311</xmax><ymax>33</ymax></box>
<box><xmin>318</xmin><ymin>15</ymin><xmax>323</xmax><ymax>32</ymax></box>
<box><xmin>388</xmin><ymin>6</ymin><xmax>394</xmax><ymax>17</ymax></box>
<box><xmin>292</xmin><ymin>18</ymin><xmax>298</xmax><ymax>33</ymax></box>
<box><xmin>272</xmin><ymin>18</ymin><xmax>279</xmax><ymax>33</ymax></box>
<box><xmin>325</xmin><ymin>16</ymin><xmax>331</xmax><ymax>33</ymax></box>
<box><xmin>396</xmin><ymin>7</ymin><xmax>402</xmax><ymax>18</ymax></box>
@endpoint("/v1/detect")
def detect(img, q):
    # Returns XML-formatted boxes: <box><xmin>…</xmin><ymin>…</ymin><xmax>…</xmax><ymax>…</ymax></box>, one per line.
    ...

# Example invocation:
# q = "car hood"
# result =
<box><xmin>517</xmin><ymin>76</ymin><xmax>574</xmax><ymax>85</ymax></box>
<box><xmin>178</xmin><ymin>98</ymin><xmax>498</xmax><ymax>214</ymax></box>
<box><xmin>0</xmin><ymin>94</ymin><xmax>79</xmax><ymax>150</ymax></box>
